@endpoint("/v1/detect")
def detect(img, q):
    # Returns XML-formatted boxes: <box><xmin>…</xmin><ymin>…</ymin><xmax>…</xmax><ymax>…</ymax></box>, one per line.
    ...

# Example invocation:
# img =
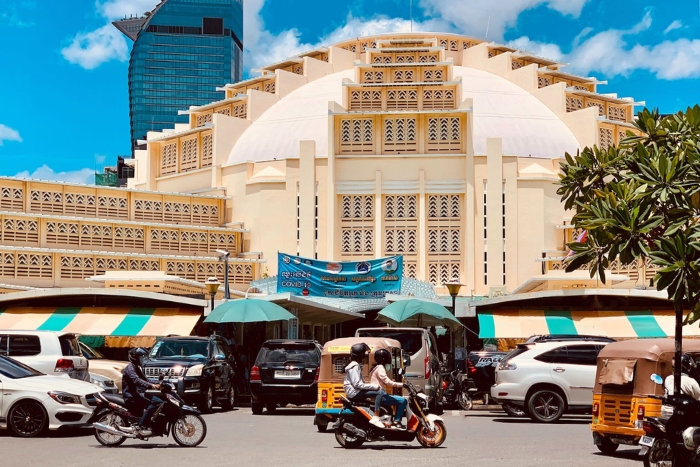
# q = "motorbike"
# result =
<box><xmin>334</xmin><ymin>379</ymin><xmax>447</xmax><ymax>449</ymax></box>
<box><xmin>640</xmin><ymin>373</ymin><xmax>700</xmax><ymax>466</ymax></box>
<box><xmin>441</xmin><ymin>369</ymin><xmax>472</xmax><ymax>411</ymax></box>
<box><xmin>91</xmin><ymin>380</ymin><xmax>207</xmax><ymax>447</ymax></box>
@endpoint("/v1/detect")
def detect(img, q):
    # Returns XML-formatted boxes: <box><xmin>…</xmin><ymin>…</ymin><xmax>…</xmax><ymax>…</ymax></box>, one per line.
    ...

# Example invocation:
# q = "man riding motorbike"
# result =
<box><xmin>664</xmin><ymin>353</ymin><xmax>700</xmax><ymax>400</ymax></box>
<box><xmin>343</xmin><ymin>343</ymin><xmax>382</xmax><ymax>428</ymax></box>
<box><xmin>370</xmin><ymin>348</ymin><xmax>408</xmax><ymax>428</ymax></box>
<box><xmin>122</xmin><ymin>347</ymin><xmax>161</xmax><ymax>436</ymax></box>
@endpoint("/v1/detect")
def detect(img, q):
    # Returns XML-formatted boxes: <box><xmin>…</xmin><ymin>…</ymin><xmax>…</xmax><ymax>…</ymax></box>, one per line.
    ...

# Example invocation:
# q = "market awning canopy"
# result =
<box><xmin>0</xmin><ymin>307</ymin><xmax>201</xmax><ymax>338</ymax></box>
<box><xmin>477</xmin><ymin>310</ymin><xmax>700</xmax><ymax>339</ymax></box>
<box><xmin>378</xmin><ymin>299</ymin><xmax>462</xmax><ymax>329</ymax></box>
<box><xmin>204</xmin><ymin>299</ymin><xmax>296</xmax><ymax>324</ymax></box>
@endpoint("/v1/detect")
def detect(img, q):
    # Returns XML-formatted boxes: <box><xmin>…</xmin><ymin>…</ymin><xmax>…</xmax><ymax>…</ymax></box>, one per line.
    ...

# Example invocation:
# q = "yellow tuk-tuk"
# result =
<box><xmin>314</xmin><ymin>337</ymin><xmax>405</xmax><ymax>432</ymax></box>
<box><xmin>592</xmin><ymin>338</ymin><xmax>700</xmax><ymax>455</ymax></box>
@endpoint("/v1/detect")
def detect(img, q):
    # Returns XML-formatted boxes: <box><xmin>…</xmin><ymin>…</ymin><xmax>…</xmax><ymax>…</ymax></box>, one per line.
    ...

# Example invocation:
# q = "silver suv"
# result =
<box><xmin>492</xmin><ymin>335</ymin><xmax>613</xmax><ymax>423</ymax></box>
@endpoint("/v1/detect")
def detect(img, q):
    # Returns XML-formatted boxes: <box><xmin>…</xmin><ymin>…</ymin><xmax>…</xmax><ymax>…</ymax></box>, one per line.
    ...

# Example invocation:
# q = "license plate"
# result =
<box><xmin>274</xmin><ymin>370</ymin><xmax>300</xmax><ymax>379</ymax></box>
<box><xmin>639</xmin><ymin>436</ymin><xmax>655</xmax><ymax>447</ymax></box>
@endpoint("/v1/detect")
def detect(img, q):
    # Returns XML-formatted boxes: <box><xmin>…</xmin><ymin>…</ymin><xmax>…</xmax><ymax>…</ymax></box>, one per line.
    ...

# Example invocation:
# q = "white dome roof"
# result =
<box><xmin>227</xmin><ymin>66</ymin><xmax>580</xmax><ymax>164</ymax></box>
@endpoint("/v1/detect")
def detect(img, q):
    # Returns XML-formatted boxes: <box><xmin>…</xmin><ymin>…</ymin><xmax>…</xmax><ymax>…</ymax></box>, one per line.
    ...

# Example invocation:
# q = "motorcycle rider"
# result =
<box><xmin>664</xmin><ymin>353</ymin><xmax>700</xmax><ymax>400</ymax></box>
<box><xmin>343</xmin><ymin>343</ymin><xmax>383</xmax><ymax>428</ymax></box>
<box><xmin>122</xmin><ymin>347</ymin><xmax>161</xmax><ymax>436</ymax></box>
<box><xmin>370</xmin><ymin>348</ymin><xmax>408</xmax><ymax>428</ymax></box>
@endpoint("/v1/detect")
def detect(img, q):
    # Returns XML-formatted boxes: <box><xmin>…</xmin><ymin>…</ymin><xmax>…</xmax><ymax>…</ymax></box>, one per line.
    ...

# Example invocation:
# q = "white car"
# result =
<box><xmin>0</xmin><ymin>355</ymin><xmax>103</xmax><ymax>437</ymax></box>
<box><xmin>491</xmin><ymin>335</ymin><xmax>613</xmax><ymax>422</ymax></box>
<box><xmin>0</xmin><ymin>331</ymin><xmax>90</xmax><ymax>381</ymax></box>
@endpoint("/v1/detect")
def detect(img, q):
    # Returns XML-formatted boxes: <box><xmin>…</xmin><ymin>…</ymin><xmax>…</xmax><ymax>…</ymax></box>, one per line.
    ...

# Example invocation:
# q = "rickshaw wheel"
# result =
<box><xmin>596</xmin><ymin>435</ymin><xmax>619</xmax><ymax>455</ymax></box>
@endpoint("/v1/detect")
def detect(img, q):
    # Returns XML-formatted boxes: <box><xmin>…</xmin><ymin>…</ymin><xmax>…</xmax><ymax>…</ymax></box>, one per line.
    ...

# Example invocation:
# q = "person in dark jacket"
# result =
<box><xmin>122</xmin><ymin>347</ymin><xmax>161</xmax><ymax>436</ymax></box>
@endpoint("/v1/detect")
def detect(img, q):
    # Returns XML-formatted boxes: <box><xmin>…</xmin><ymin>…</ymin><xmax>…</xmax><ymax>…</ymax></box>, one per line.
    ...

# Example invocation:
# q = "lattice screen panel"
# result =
<box><xmin>1</xmin><ymin>218</ymin><xmax>38</xmax><ymax>244</ymax></box>
<box><xmin>566</xmin><ymin>97</ymin><xmax>583</xmax><ymax>113</ymax></box>
<box><xmin>160</xmin><ymin>143</ymin><xmax>177</xmax><ymax>176</ymax></box>
<box><xmin>386</xmin><ymin>89</ymin><xmax>418</xmax><ymax>110</ymax></box>
<box><xmin>180</xmin><ymin>138</ymin><xmax>199</xmax><ymax>172</ymax></box>
<box><xmin>30</xmin><ymin>190</ymin><xmax>63</xmax><ymax>214</ymax></box>
<box><xmin>201</xmin><ymin>133</ymin><xmax>213</xmax><ymax>167</ymax></box>
<box><xmin>0</xmin><ymin>186</ymin><xmax>24</xmax><ymax>211</ymax></box>
<box><xmin>427</xmin><ymin>261</ymin><xmax>461</xmax><ymax>286</ymax></box>
<box><xmin>422</xmin><ymin>89</ymin><xmax>455</xmax><ymax>110</ymax></box>
<box><xmin>339</xmin><ymin>119</ymin><xmax>374</xmax><ymax>155</ymax></box>
<box><xmin>384</xmin><ymin>195</ymin><xmax>417</xmax><ymax>219</ymax></box>
<box><xmin>426</xmin><ymin>117</ymin><xmax>462</xmax><ymax>153</ymax></box>
<box><xmin>97</xmin><ymin>196</ymin><xmax>128</xmax><ymax>219</ymax></box>
<box><xmin>349</xmin><ymin>90</ymin><xmax>383</xmax><ymax>111</ymax></box>
<box><xmin>383</xmin><ymin>117</ymin><xmax>418</xmax><ymax>154</ymax></box>
<box><xmin>599</xmin><ymin>126</ymin><xmax>614</xmax><ymax>151</ymax></box>
<box><xmin>64</xmin><ymin>193</ymin><xmax>97</xmax><ymax>217</ymax></box>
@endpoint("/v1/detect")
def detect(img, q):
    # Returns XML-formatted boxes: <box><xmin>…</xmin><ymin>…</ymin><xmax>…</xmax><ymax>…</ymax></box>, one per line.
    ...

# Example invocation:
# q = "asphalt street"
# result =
<box><xmin>0</xmin><ymin>408</ymin><xmax>645</xmax><ymax>467</ymax></box>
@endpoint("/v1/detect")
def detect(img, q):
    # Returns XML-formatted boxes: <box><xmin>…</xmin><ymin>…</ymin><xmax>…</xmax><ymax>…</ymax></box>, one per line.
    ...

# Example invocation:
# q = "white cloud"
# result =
<box><xmin>507</xmin><ymin>12</ymin><xmax>700</xmax><ymax>81</ymax></box>
<box><xmin>418</xmin><ymin>0</ymin><xmax>590</xmax><ymax>41</ymax></box>
<box><xmin>62</xmin><ymin>0</ymin><xmax>158</xmax><ymax>69</ymax></box>
<box><xmin>0</xmin><ymin>124</ymin><xmax>22</xmax><ymax>145</ymax></box>
<box><xmin>14</xmin><ymin>165</ymin><xmax>95</xmax><ymax>185</ymax></box>
<box><xmin>61</xmin><ymin>24</ymin><xmax>128</xmax><ymax>70</ymax></box>
<box><xmin>664</xmin><ymin>20</ymin><xmax>683</xmax><ymax>34</ymax></box>
<box><xmin>508</xmin><ymin>36</ymin><xmax>564</xmax><ymax>62</ymax></box>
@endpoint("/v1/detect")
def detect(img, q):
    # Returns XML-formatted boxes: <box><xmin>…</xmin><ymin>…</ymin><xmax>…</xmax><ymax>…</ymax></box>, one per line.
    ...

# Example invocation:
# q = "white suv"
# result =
<box><xmin>491</xmin><ymin>336</ymin><xmax>613</xmax><ymax>423</ymax></box>
<box><xmin>0</xmin><ymin>331</ymin><xmax>90</xmax><ymax>381</ymax></box>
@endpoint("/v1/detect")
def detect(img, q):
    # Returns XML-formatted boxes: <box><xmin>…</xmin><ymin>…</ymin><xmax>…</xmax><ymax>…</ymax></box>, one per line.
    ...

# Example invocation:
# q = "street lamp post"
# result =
<box><xmin>445</xmin><ymin>279</ymin><xmax>463</xmax><ymax>371</ymax></box>
<box><xmin>205</xmin><ymin>277</ymin><xmax>220</xmax><ymax>314</ymax></box>
<box><xmin>216</xmin><ymin>250</ymin><xmax>230</xmax><ymax>300</ymax></box>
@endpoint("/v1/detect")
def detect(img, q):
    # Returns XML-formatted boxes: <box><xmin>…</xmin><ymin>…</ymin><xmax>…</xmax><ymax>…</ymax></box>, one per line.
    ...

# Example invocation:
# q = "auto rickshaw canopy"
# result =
<box><xmin>319</xmin><ymin>337</ymin><xmax>403</xmax><ymax>383</ymax></box>
<box><xmin>594</xmin><ymin>338</ymin><xmax>700</xmax><ymax>396</ymax></box>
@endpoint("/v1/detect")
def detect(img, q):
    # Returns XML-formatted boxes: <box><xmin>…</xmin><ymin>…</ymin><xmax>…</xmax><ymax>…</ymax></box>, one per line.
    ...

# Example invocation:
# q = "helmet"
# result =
<box><xmin>683</xmin><ymin>426</ymin><xmax>700</xmax><ymax>450</ymax></box>
<box><xmin>679</xmin><ymin>354</ymin><xmax>697</xmax><ymax>374</ymax></box>
<box><xmin>350</xmin><ymin>343</ymin><xmax>370</xmax><ymax>362</ymax></box>
<box><xmin>128</xmin><ymin>347</ymin><xmax>148</xmax><ymax>365</ymax></box>
<box><xmin>374</xmin><ymin>348</ymin><xmax>391</xmax><ymax>365</ymax></box>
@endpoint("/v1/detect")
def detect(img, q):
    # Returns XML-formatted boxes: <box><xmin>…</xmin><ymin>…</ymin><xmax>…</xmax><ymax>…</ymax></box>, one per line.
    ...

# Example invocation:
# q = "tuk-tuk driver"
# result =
<box><xmin>344</xmin><ymin>343</ymin><xmax>383</xmax><ymax>428</ymax></box>
<box><xmin>665</xmin><ymin>354</ymin><xmax>700</xmax><ymax>400</ymax></box>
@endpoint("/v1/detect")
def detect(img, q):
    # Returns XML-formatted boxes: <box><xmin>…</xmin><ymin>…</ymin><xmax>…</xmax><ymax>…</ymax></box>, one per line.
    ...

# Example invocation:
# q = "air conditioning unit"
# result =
<box><xmin>489</xmin><ymin>286</ymin><xmax>508</xmax><ymax>298</ymax></box>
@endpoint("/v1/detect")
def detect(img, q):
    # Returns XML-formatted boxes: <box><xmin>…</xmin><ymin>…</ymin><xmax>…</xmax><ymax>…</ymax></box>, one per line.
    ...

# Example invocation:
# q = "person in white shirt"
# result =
<box><xmin>664</xmin><ymin>354</ymin><xmax>700</xmax><ymax>400</ymax></box>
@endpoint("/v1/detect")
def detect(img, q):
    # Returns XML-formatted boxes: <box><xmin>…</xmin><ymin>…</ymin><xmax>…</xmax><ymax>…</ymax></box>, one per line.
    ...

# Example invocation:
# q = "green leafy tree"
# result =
<box><xmin>558</xmin><ymin>105</ymin><xmax>700</xmax><ymax>396</ymax></box>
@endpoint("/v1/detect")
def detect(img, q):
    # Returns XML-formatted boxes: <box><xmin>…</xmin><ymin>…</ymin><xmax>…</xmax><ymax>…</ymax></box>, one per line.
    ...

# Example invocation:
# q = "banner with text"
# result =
<box><xmin>277</xmin><ymin>254</ymin><xmax>403</xmax><ymax>299</ymax></box>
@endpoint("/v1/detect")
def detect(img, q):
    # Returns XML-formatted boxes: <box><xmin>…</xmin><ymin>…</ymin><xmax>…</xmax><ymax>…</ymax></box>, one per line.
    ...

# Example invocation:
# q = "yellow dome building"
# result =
<box><xmin>128</xmin><ymin>32</ymin><xmax>646</xmax><ymax>297</ymax></box>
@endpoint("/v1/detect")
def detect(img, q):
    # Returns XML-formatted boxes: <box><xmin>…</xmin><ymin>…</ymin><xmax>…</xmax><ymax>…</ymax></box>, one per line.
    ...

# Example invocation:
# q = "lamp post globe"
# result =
<box><xmin>205</xmin><ymin>277</ymin><xmax>220</xmax><ymax>313</ymax></box>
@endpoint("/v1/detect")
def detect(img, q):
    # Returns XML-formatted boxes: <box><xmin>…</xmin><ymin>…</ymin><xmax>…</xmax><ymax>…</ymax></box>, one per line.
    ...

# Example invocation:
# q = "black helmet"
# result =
<box><xmin>374</xmin><ymin>348</ymin><xmax>391</xmax><ymax>365</ymax></box>
<box><xmin>128</xmin><ymin>347</ymin><xmax>148</xmax><ymax>365</ymax></box>
<box><xmin>350</xmin><ymin>343</ymin><xmax>370</xmax><ymax>362</ymax></box>
<box><xmin>681</xmin><ymin>354</ymin><xmax>697</xmax><ymax>374</ymax></box>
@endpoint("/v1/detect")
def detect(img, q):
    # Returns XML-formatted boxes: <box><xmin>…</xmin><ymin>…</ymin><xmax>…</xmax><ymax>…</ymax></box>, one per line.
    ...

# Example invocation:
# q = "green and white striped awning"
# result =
<box><xmin>478</xmin><ymin>310</ymin><xmax>700</xmax><ymax>339</ymax></box>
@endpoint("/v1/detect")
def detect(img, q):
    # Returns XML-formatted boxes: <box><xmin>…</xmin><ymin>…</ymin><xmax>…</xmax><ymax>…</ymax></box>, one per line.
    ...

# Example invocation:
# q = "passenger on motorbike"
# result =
<box><xmin>664</xmin><ymin>353</ymin><xmax>700</xmax><ymax>400</ymax></box>
<box><xmin>122</xmin><ymin>347</ymin><xmax>161</xmax><ymax>436</ymax></box>
<box><xmin>343</xmin><ymin>343</ymin><xmax>383</xmax><ymax>428</ymax></box>
<box><xmin>370</xmin><ymin>348</ymin><xmax>408</xmax><ymax>428</ymax></box>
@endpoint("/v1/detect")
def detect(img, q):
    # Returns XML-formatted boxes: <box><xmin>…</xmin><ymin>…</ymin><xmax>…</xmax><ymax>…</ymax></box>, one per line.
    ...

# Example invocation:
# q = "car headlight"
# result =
<box><xmin>186</xmin><ymin>364</ymin><xmax>204</xmax><ymax>377</ymax></box>
<box><xmin>48</xmin><ymin>391</ymin><xmax>82</xmax><ymax>405</ymax></box>
<box><xmin>91</xmin><ymin>379</ymin><xmax>115</xmax><ymax>388</ymax></box>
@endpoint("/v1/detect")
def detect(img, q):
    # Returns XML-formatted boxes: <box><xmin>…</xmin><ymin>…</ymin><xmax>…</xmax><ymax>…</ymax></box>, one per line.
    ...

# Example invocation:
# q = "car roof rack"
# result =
<box><xmin>525</xmin><ymin>334</ymin><xmax>616</xmax><ymax>344</ymax></box>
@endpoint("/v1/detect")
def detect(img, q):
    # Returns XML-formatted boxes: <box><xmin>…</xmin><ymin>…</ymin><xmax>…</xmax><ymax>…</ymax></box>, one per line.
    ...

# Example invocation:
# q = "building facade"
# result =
<box><xmin>113</xmin><ymin>0</ymin><xmax>244</xmax><ymax>151</ymax></box>
<box><xmin>128</xmin><ymin>32</ymin><xmax>646</xmax><ymax>298</ymax></box>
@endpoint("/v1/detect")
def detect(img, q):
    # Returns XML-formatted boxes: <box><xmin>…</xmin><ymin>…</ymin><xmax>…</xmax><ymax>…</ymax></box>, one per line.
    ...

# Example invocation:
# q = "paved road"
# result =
<box><xmin>0</xmin><ymin>408</ymin><xmax>644</xmax><ymax>467</ymax></box>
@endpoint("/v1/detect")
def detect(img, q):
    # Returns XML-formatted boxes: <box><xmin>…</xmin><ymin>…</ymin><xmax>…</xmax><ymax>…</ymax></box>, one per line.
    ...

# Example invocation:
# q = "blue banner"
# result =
<box><xmin>277</xmin><ymin>253</ymin><xmax>403</xmax><ymax>299</ymax></box>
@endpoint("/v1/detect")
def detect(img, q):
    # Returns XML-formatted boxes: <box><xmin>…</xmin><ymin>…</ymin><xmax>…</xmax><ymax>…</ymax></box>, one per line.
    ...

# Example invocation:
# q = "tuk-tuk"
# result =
<box><xmin>314</xmin><ymin>337</ymin><xmax>406</xmax><ymax>432</ymax></box>
<box><xmin>591</xmin><ymin>338</ymin><xmax>700</xmax><ymax>454</ymax></box>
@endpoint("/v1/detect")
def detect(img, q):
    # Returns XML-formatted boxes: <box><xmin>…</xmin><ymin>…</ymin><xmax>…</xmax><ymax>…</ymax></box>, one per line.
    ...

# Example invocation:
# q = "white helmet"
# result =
<box><xmin>683</xmin><ymin>427</ymin><xmax>700</xmax><ymax>450</ymax></box>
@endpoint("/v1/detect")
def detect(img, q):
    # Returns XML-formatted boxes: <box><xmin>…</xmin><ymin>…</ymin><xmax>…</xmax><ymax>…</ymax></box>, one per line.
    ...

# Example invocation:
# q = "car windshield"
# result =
<box><xmin>0</xmin><ymin>356</ymin><xmax>43</xmax><ymax>379</ymax></box>
<box><xmin>256</xmin><ymin>344</ymin><xmax>319</xmax><ymax>364</ymax></box>
<box><xmin>80</xmin><ymin>343</ymin><xmax>105</xmax><ymax>360</ymax></box>
<box><xmin>357</xmin><ymin>330</ymin><xmax>423</xmax><ymax>356</ymax></box>
<box><xmin>149</xmin><ymin>340</ymin><xmax>209</xmax><ymax>360</ymax></box>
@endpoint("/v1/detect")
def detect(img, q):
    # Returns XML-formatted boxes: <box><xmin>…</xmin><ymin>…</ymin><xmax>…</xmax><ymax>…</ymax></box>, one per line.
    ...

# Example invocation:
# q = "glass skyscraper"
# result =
<box><xmin>114</xmin><ymin>0</ymin><xmax>243</xmax><ymax>151</ymax></box>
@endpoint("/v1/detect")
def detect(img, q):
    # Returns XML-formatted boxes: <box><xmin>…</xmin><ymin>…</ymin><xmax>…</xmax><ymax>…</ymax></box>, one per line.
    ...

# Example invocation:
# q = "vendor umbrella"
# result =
<box><xmin>204</xmin><ymin>298</ymin><xmax>295</xmax><ymax>324</ymax></box>
<box><xmin>377</xmin><ymin>299</ymin><xmax>462</xmax><ymax>329</ymax></box>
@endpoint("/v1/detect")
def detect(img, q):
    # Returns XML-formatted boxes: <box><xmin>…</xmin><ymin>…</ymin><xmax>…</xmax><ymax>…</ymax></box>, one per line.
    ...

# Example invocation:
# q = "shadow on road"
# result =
<box><xmin>262</xmin><ymin>408</ymin><xmax>315</xmax><ymax>417</ymax></box>
<box><xmin>491</xmin><ymin>417</ymin><xmax>590</xmax><ymax>425</ymax></box>
<box><xmin>0</xmin><ymin>427</ymin><xmax>93</xmax><ymax>439</ymax></box>
<box><xmin>93</xmin><ymin>443</ymin><xmax>207</xmax><ymax>449</ymax></box>
<box><xmin>335</xmin><ymin>445</ymin><xmax>429</xmax><ymax>451</ymax></box>
<box><xmin>592</xmin><ymin>449</ymin><xmax>640</xmax><ymax>462</ymax></box>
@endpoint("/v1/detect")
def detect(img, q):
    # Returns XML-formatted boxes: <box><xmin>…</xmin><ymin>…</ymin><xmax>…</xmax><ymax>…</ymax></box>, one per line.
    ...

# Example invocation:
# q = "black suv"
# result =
<box><xmin>250</xmin><ymin>340</ymin><xmax>322</xmax><ymax>415</ymax></box>
<box><xmin>144</xmin><ymin>335</ymin><xmax>237</xmax><ymax>413</ymax></box>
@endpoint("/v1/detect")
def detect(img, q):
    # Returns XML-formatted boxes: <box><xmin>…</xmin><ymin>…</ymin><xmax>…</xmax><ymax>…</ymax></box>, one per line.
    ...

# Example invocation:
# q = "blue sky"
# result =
<box><xmin>0</xmin><ymin>0</ymin><xmax>699</xmax><ymax>184</ymax></box>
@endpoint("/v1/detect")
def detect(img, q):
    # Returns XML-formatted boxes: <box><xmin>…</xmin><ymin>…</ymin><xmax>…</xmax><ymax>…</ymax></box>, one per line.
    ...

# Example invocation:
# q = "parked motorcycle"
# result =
<box><xmin>92</xmin><ymin>380</ymin><xmax>207</xmax><ymax>447</ymax></box>
<box><xmin>640</xmin><ymin>373</ymin><xmax>700</xmax><ymax>466</ymax></box>
<box><xmin>334</xmin><ymin>380</ymin><xmax>447</xmax><ymax>449</ymax></box>
<box><xmin>441</xmin><ymin>369</ymin><xmax>472</xmax><ymax>410</ymax></box>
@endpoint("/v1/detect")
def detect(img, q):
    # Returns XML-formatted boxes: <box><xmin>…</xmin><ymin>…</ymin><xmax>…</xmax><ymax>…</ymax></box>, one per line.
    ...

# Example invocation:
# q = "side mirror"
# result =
<box><xmin>214</xmin><ymin>354</ymin><xmax>226</xmax><ymax>362</ymax></box>
<box><xmin>397</xmin><ymin>368</ymin><xmax>405</xmax><ymax>376</ymax></box>
<box><xmin>651</xmin><ymin>374</ymin><xmax>663</xmax><ymax>385</ymax></box>
<box><xmin>403</xmin><ymin>355</ymin><xmax>411</xmax><ymax>367</ymax></box>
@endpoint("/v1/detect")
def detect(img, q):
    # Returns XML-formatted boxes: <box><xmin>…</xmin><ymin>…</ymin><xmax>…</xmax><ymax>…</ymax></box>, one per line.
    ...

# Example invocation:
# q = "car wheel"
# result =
<box><xmin>266</xmin><ymin>403</ymin><xmax>277</xmax><ymax>414</ymax></box>
<box><xmin>9</xmin><ymin>400</ymin><xmax>48</xmax><ymax>437</ymax></box>
<box><xmin>251</xmin><ymin>401</ymin><xmax>264</xmax><ymax>415</ymax></box>
<box><xmin>222</xmin><ymin>385</ymin><xmax>236</xmax><ymax>411</ymax></box>
<box><xmin>596</xmin><ymin>435</ymin><xmax>619</xmax><ymax>455</ymax></box>
<box><xmin>199</xmin><ymin>385</ymin><xmax>214</xmax><ymax>414</ymax></box>
<box><xmin>527</xmin><ymin>389</ymin><xmax>565</xmax><ymax>423</ymax></box>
